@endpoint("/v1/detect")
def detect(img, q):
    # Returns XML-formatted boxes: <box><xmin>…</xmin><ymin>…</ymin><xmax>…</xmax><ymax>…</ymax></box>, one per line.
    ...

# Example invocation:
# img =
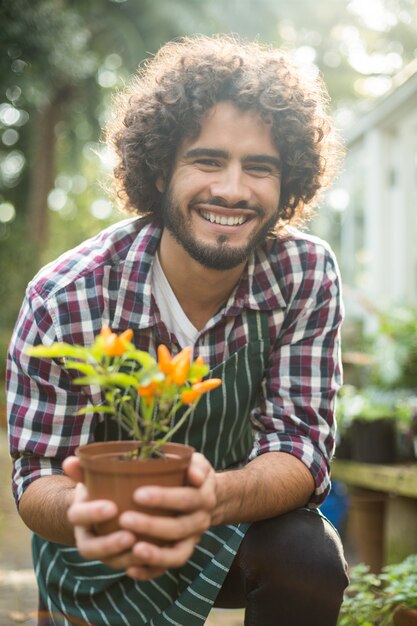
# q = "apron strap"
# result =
<box><xmin>247</xmin><ymin>309</ymin><xmax>270</xmax><ymax>349</ymax></box>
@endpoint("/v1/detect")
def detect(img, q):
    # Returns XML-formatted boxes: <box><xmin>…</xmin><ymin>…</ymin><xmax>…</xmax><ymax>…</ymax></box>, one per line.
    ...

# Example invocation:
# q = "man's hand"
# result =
<box><xmin>63</xmin><ymin>452</ymin><xmax>216</xmax><ymax>580</ymax></box>
<box><xmin>120</xmin><ymin>452</ymin><xmax>216</xmax><ymax>580</ymax></box>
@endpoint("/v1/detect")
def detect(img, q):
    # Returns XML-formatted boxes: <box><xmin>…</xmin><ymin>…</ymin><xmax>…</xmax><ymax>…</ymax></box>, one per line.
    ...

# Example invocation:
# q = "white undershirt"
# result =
<box><xmin>152</xmin><ymin>252</ymin><xmax>199</xmax><ymax>347</ymax></box>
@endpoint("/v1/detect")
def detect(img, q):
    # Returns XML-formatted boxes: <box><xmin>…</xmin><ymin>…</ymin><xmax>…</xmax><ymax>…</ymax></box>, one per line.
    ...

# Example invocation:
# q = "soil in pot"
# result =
<box><xmin>76</xmin><ymin>441</ymin><xmax>194</xmax><ymax>537</ymax></box>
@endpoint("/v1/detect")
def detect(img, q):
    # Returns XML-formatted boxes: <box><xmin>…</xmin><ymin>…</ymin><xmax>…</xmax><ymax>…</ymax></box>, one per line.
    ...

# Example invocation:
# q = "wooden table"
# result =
<box><xmin>331</xmin><ymin>460</ymin><xmax>417</xmax><ymax>498</ymax></box>
<box><xmin>331</xmin><ymin>460</ymin><xmax>417</xmax><ymax>569</ymax></box>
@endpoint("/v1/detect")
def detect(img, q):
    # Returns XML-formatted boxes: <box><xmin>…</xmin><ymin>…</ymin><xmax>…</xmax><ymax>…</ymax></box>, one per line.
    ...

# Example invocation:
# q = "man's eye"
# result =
<box><xmin>247</xmin><ymin>165</ymin><xmax>271</xmax><ymax>175</ymax></box>
<box><xmin>195</xmin><ymin>159</ymin><xmax>219</xmax><ymax>168</ymax></box>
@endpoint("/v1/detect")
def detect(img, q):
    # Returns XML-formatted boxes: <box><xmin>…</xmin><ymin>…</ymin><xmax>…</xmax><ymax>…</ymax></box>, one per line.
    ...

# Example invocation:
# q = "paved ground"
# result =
<box><xmin>0</xmin><ymin>429</ymin><xmax>38</xmax><ymax>625</ymax></box>
<box><xmin>0</xmin><ymin>428</ymin><xmax>244</xmax><ymax>625</ymax></box>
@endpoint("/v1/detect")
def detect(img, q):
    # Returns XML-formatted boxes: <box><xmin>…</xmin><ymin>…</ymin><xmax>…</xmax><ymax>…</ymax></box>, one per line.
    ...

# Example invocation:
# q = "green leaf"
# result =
<box><xmin>123</xmin><ymin>350</ymin><xmax>157</xmax><ymax>368</ymax></box>
<box><xmin>77</xmin><ymin>405</ymin><xmax>114</xmax><ymax>415</ymax></box>
<box><xmin>72</xmin><ymin>375</ymin><xmax>108</xmax><ymax>386</ymax></box>
<box><xmin>26</xmin><ymin>343</ymin><xmax>90</xmax><ymax>360</ymax></box>
<box><xmin>188</xmin><ymin>362</ymin><xmax>209</xmax><ymax>383</ymax></box>
<box><xmin>106</xmin><ymin>372</ymin><xmax>141</xmax><ymax>387</ymax></box>
<box><xmin>64</xmin><ymin>362</ymin><xmax>99</xmax><ymax>376</ymax></box>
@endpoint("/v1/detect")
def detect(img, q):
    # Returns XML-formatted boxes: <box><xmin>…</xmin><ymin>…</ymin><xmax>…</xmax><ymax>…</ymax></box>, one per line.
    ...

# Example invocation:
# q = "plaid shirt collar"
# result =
<box><xmin>112</xmin><ymin>220</ymin><xmax>287</xmax><ymax>330</ymax></box>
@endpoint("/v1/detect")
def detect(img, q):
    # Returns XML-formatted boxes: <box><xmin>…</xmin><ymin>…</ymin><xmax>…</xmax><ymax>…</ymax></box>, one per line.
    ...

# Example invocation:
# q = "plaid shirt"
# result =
<box><xmin>7</xmin><ymin>218</ymin><xmax>343</xmax><ymax>506</ymax></box>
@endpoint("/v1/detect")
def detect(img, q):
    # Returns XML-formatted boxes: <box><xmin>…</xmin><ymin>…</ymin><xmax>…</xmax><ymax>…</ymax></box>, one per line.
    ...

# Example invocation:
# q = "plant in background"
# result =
<box><xmin>381</xmin><ymin>556</ymin><xmax>417</xmax><ymax>612</ymax></box>
<box><xmin>337</xmin><ymin>563</ymin><xmax>390</xmax><ymax>626</ymax></box>
<box><xmin>335</xmin><ymin>385</ymin><xmax>417</xmax><ymax>462</ymax></box>
<box><xmin>26</xmin><ymin>326</ymin><xmax>221</xmax><ymax>459</ymax></box>
<box><xmin>338</xmin><ymin>556</ymin><xmax>417</xmax><ymax>626</ymax></box>
<box><xmin>336</xmin><ymin>385</ymin><xmax>416</xmax><ymax>427</ymax></box>
<box><xmin>336</xmin><ymin>385</ymin><xmax>417</xmax><ymax>431</ymax></box>
<box><xmin>367</xmin><ymin>307</ymin><xmax>417</xmax><ymax>391</ymax></box>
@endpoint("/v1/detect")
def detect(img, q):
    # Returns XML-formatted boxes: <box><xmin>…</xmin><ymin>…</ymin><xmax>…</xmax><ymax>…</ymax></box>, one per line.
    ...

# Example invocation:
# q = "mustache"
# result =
<box><xmin>189</xmin><ymin>197</ymin><xmax>265</xmax><ymax>216</ymax></box>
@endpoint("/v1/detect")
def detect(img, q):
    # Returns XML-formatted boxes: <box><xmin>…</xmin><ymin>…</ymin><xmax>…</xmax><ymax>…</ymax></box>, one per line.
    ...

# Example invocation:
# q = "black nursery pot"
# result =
<box><xmin>335</xmin><ymin>432</ymin><xmax>353</xmax><ymax>460</ymax></box>
<box><xmin>351</xmin><ymin>417</ymin><xmax>397</xmax><ymax>464</ymax></box>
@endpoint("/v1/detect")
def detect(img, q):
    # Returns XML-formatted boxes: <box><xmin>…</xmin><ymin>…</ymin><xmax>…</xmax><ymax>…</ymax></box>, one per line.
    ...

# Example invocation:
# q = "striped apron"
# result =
<box><xmin>33</xmin><ymin>310</ymin><xmax>270</xmax><ymax>626</ymax></box>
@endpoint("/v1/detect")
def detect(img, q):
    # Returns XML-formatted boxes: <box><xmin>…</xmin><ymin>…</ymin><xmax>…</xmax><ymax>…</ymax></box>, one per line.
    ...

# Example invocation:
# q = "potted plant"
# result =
<box><xmin>335</xmin><ymin>386</ymin><xmax>416</xmax><ymax>464</ymax></box>
<box><xmin>337</xmin><ymin>555</ymin><xmax>417</xmax><ymax>626</ymax></box>
<box><xmin>26</xmin><ymin>326</ymin><xmax>221</xmax><ymax>535</ymax></box>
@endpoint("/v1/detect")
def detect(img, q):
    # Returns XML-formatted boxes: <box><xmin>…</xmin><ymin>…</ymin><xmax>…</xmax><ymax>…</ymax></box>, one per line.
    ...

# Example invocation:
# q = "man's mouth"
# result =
<box><xmin>200</xmin><ymin>209</ymin><xmax>249</xmax><ymax>226</ymax></box>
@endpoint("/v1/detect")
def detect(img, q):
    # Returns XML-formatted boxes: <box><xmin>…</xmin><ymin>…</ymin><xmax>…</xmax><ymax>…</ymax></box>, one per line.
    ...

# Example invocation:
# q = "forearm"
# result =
<box><xmin>212</xmin><ymin>451</ymin><xmax>315</xmax><ymax>526</ymax></box>
<box><xmin>18</xmin><ymin>475</ymin><xmax>77</xmax><ymax>545</ymax></box>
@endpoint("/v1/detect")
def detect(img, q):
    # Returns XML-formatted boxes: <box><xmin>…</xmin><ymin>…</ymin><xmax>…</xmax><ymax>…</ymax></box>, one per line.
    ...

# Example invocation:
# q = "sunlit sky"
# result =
<box><xmin>292</xmin><ymin>0</ymin><xmax>405</xmax><ymax>100</ymax></box>
<box><xmin>347</xmin><ymin>0</ymin><xmax>398</xmax><ymax>31</ymax></box>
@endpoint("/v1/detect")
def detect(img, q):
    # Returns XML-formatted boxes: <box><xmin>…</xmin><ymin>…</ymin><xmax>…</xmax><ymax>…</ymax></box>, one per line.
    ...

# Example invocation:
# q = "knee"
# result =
<box><xmin>241</xmin><ymin>509</ymin><xmax>348</xmax><ymax>593</ymax></box>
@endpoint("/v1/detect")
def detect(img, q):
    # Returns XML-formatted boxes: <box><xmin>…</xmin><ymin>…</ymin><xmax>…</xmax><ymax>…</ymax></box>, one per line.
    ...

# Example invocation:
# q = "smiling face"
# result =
<box><xmin>158</xmin><ymin>101</ymin><xmax>282</xmax><ymax>270</ymax></box>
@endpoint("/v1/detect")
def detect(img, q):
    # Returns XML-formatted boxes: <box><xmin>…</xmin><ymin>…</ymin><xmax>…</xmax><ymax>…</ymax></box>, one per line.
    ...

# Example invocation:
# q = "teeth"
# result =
<box><xmin>201</xmin><ymin>210</ymin><xmax>246</xmax><ymax>226</ymax></box>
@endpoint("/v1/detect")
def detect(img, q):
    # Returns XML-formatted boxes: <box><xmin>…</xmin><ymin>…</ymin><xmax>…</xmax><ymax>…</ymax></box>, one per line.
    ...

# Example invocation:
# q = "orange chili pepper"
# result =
<box><xmin>181</xmin><ymin>389</ymin><xmax>201</xmax><ymax>404</ymax></box>
<box><xmin>171</xmin><ymin>346</ymin><xmax>192</xmax><ymax>365</ymax></box>
<box><xmin>192</xmin><ymin>378</ymin><xmax>222</xmax><ymax>394</ymax></box>
<box><xmin>157</xmin><ymin>344</ymin><xmax>172</xmax><ymax>374</ymax></box>
<box><xmin>137</xmin><ymin>383</ymin><xmax>155</xmax><ymax>397</ymax></box>
<box><xmin>103</xmin><ymin>334</ymin><xmax>127</xmax><ymax>357</ymax></box>
<box><xmin>119</xmin><ymin>329</ymin><xmax>134</xmax><ymax>343</ymax></box>
<box><xmin>138</xmin><ymin>380</ymin><xmax>163</xmax><ymax>398</ymax></box>
<box><xmin>100</xmin><ymin>325</ymin><xmax>112</xmax><ymax>338</ymax></box>
<box><xmin>171</xmin><ymin>352</ymin><xmax>191</xmax><ymax>385</ymax></box>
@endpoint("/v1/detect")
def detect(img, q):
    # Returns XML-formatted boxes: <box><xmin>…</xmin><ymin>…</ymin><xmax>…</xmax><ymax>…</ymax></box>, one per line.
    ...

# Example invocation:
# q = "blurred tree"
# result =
<box><xmin>0</xmin><ymin>0</ymin><xmax>215</xmax><ymax>373</ymax></box>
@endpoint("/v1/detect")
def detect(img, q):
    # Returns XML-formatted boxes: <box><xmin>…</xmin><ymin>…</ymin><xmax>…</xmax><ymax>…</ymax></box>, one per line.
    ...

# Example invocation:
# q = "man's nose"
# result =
<box><xmin>209</xmin><ymin>165</ymin><xmax>251</xmax><ymax>206</ymax></box>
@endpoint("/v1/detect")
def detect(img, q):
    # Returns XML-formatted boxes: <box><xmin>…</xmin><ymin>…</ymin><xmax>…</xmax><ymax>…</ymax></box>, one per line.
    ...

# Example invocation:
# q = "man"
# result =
<box><xmin>7</xmin><ymin>35</ymin><xmax>348</xmax><ymax>626</ymax></box>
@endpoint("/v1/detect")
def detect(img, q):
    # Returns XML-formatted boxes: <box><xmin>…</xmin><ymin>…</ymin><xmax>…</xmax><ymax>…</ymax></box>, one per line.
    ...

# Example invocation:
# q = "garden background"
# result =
<box><xmin>1</xmin><ymin>1</ymin><xmax>417</xmax><ymax>624</ymax></box>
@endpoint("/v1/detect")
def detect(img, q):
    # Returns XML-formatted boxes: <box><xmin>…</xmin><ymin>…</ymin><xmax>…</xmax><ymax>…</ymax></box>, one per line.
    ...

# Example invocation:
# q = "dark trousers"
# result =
<box><xmin>214</xmin><ymin>508</ymin><xmax>349</xmax><ymax>626</ymax></box>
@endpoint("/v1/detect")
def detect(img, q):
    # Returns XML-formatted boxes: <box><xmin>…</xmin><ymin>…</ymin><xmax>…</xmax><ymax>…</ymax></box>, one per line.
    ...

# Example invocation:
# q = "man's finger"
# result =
<box><xmin>126</xmin><ymin>565</ymin><xmax>167</xmax><ymax>581</ymax></box>
<box><xmin>128</xmin><ymin>535</ymin><xmax>198</xmax><ymax>575</ymax></box>
<box><xmin>187</xmin><ymin>452</ymin><xmax>212</xmax><ymax>487</ymax></box>
<box><xmin>63</xmin><ymin>456</ymin><xmax>85</xmax><ymax>484</ymax></box>
<box><xmin>119</xmin><ymin>509</ymin><xmax>210</xmax><ymax>541</ymax></box>
<box><xmin>68</xmin><ymin>493</ymin><xmax>119</xmax><ymax>527</ymax></box>
<box><xmin>74</xmin><ymin>523</ymin><xmax>136</xmax><ymax>563</ymax></box>
<box><xmin>132</xmin><ymin>484</ymin><xmax>208</xmax><ymax>512</ymax></box>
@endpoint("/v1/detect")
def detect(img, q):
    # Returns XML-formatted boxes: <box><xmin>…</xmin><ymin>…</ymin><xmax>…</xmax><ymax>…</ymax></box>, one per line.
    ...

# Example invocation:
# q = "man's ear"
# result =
<box><xmin>156</xmin><ymin>175</ymin><xmax>165</xmax><ymax>193</ymax></box>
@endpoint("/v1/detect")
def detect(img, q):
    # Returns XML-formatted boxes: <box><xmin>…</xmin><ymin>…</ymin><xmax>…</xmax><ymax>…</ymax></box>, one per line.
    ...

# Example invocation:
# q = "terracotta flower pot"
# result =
<box><xmin>76</xmin><ymin>441</ymin><xmax>194</xmax><ymax>536</ymax></box>
<box><xmin>394</xmin><ymin>608</ymin><xmax>417</xmax><ymax>626</ymax></box>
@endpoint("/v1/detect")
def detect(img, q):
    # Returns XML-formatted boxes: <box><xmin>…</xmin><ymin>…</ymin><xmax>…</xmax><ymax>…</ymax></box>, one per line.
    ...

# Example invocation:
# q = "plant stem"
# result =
<box><xmin>159</xmin><ymin>400</ymin><xmax>198</xmax><ymax>446</ymax></box>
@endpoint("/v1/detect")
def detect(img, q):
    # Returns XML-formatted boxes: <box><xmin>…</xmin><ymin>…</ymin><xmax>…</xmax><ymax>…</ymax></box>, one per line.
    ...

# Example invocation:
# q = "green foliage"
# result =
<box><xmin>336</xmin><ymin>385</ymin><xmax>416</xmax><ymax>430</ymax></box>
<box><xmin>368</xmin><ymin>308</ymin><xmax>417</xmax><ymax>390</ymax></box>
<box><xmin>338</xmin><ymin>557</ymin><xmax>417</xmax><ymax>625</ymax></box>
<box><xmin>337</xmin><ymin>563</ymin><xmax>390</xmax><ymax>626</ymax></box>
<box><xmin>381</xmin><ymin>556</ymin><xmax>417</xmax><ymax>610</ymax></box>
<box><xmin>26</xmin><ymin>331</ymin><xmax>216</xmax><ymax>459</ymax></box>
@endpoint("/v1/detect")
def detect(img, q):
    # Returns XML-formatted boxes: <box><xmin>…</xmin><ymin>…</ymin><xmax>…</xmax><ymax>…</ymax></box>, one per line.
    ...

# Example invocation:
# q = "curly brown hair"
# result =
<box><xmin>107</xmin><ymin>34</ymin><xmax>342</xmax><ymax>227</ymax></box>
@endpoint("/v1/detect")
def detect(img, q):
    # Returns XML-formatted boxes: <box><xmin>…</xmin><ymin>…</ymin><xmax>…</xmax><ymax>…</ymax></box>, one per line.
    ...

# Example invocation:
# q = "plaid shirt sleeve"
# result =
<box><xmin>6</xmin><ymin>285</ymin><xmax>96</xmax><ymax>505</ymax></box>
<box><xmin>248</xmin><ymin>243</ymin><xmax>343</xmax><ymax>505</ymax></box>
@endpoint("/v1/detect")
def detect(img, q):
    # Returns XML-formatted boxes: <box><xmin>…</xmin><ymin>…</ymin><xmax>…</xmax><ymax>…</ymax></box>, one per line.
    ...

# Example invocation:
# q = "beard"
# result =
<box><xmin>160</xmin><ymin>189</ymin><xmax>279</xmax><ymax>271</ymax></box>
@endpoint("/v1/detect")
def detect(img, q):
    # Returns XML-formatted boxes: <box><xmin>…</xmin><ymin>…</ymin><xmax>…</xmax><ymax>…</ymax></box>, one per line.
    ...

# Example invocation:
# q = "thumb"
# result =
<box><xmin>62</xmin><ymin>455</ymin><xmax>85</xmax><ymax>484</ymax></box>
<box><xmin>187</xmin><ymin>452</ymin><xmax>211</xmax><ymax>487</ymax></box>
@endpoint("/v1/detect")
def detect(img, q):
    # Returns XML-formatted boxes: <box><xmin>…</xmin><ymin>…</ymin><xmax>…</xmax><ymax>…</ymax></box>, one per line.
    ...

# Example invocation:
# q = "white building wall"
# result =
<box><xmin>340</xmin><ymin>91</ymin><xmax>417</xmax><ymax>305</ymax></box>
<box><xmin>362</xmin><ymin>129</ymin><xmax>391</xmax><ymax>304</ymax></box>
<box><xmin>397</xmin><ymin>111</ymin><xmax>417</xmax><ymax>303</ymax></box>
